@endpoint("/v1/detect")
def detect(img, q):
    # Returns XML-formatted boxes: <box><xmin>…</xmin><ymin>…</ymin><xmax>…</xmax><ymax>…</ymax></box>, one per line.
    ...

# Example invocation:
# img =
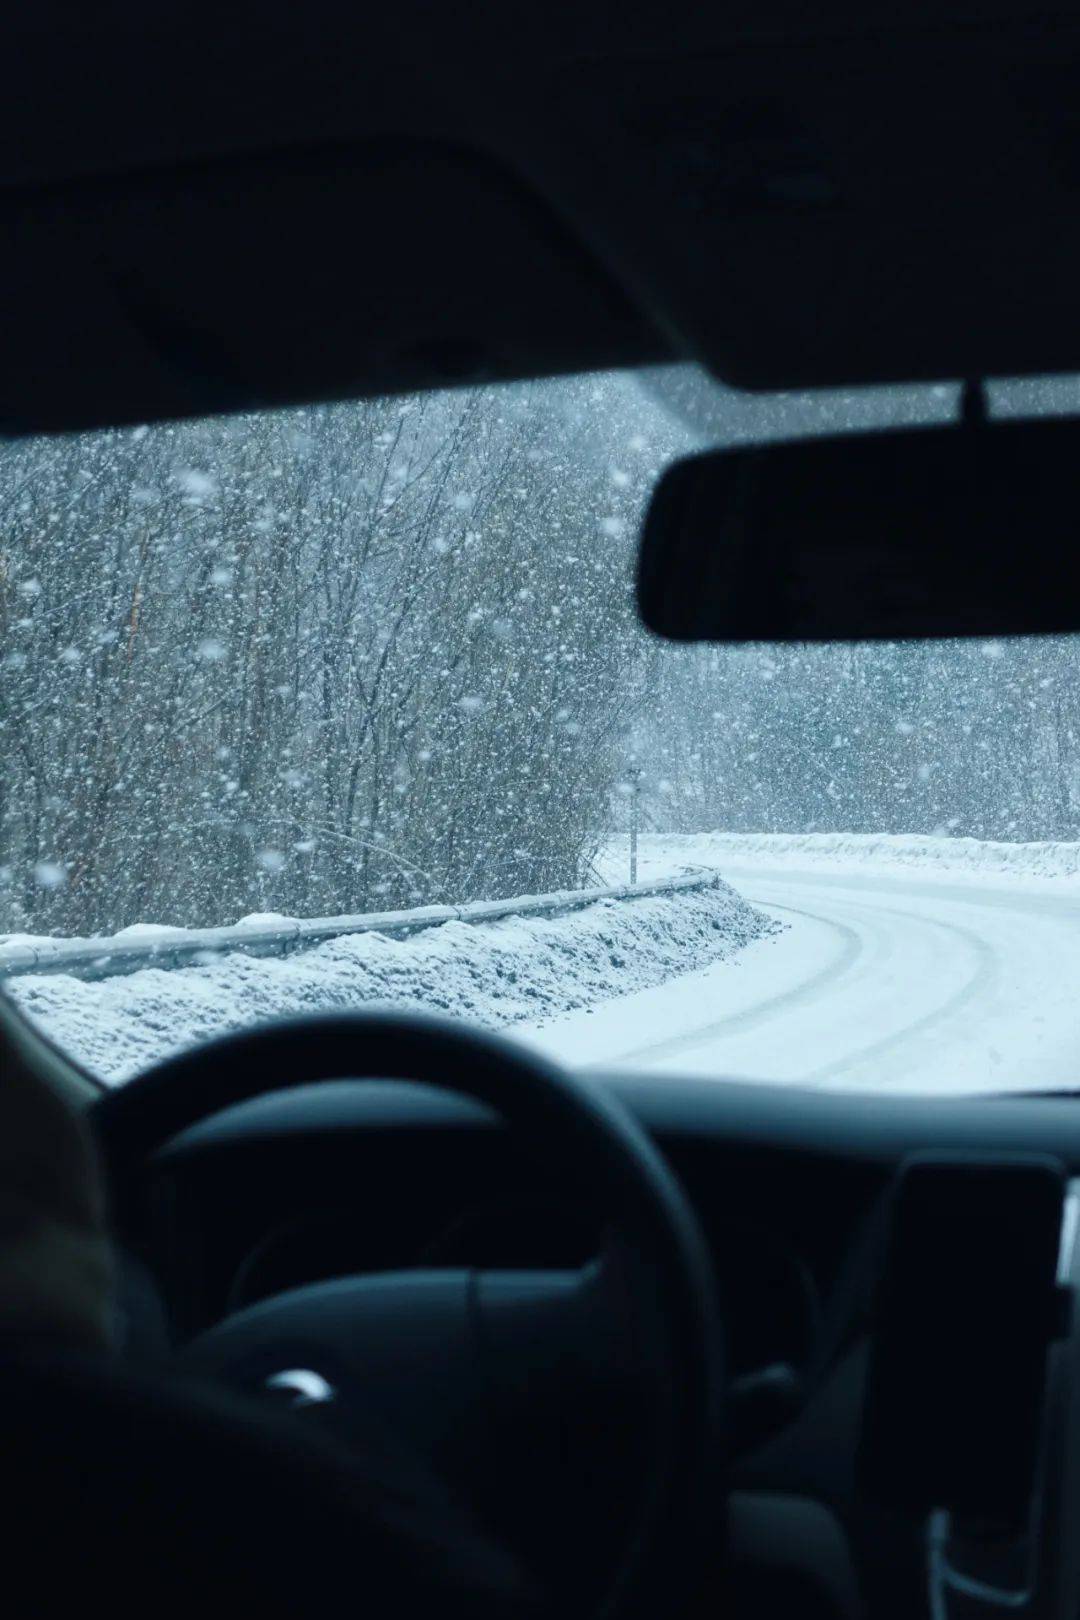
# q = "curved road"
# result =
<box><xmin>526</xmin><ymin>865</ymin><xmax>1080</xmax><ymax>1095</ymax></box>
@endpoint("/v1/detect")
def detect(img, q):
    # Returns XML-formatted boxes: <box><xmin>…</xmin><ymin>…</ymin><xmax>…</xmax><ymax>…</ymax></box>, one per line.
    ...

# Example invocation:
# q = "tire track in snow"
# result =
<box><xmin>609</xmin><ymin>884</ymin><xmax>997</xmax><ymax>1085</ymax></box>
<box><xmin>614</xmin><ymin>900</ymin><xmax>865</xmax><ymax>1065</ymax></box>
<box><xmin>513</xmin><ymin>859</ymin><xmax>1080</xmax><ymax>1094</ymax></box>
<box><xmin>797</xmin><ymin>899</ymin><xmax>999</xmax><ymax>1086</ymax></box>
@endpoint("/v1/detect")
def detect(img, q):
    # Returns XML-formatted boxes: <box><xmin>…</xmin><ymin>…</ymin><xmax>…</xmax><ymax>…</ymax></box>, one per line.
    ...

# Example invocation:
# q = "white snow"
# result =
<box><xmin>5</xmin><ymin>880</ymin><xmax>775</xmax><ymax>1086</ymax></box>
<box><xmin>113</xmin><ymin>923</ymin><xmax>190</xmax><ymax>940</ymax></box>
<box><xmin>524</xmin><ymin>832</ymin><xmax>1080</xmax><ymax>1095</ymax></box>
<box><xmin>10</xmin><ymin>832</ymin><xmax>1080</xmax><ymax>1098</ymax></box>
<box><xmin>597</xmin><ymin>832</ymin><xmax>1080</xmax><ymax>891</ymax></box>
<box><xmin>32</xmin><ymin>862</ymin><xmax>66</xmax><ymax>890</ymax></box>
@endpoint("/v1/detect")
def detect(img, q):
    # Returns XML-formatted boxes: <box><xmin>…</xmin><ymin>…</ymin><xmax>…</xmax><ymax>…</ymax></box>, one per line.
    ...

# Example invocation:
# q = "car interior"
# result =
<box><xmin>7</xmin><ymin>5</ymin><xmax>1080</xmax><ymax>1617</ymax></box>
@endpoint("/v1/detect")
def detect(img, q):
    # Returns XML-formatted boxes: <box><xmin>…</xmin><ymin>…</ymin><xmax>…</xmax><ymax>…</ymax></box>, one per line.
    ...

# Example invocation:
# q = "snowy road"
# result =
<box><xmin>12</xmin><ymin>832</ymin><xmax>1080</xmax><ymax>1095</ymax></box>
<box><xmin>526</xmin><ymin>862</ymin><xmax>1080</xmax><ymax>1095</ymax></box>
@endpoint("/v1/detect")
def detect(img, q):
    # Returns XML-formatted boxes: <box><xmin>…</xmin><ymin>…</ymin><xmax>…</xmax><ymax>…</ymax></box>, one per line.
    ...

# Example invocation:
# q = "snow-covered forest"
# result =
<box><xmin>631</xmin><ymin>634</ymin><xmax>1080</xmax><ymax>842</ymax></box>
<box><xmin>5</xmin><ymin>364</ymin><xmax>1080</xmax><ymax>940</ymax></box>
<box><xmin>0</xmin><ymin>376</ymin><xmax>675</xmax><ymax>936</ymax></box>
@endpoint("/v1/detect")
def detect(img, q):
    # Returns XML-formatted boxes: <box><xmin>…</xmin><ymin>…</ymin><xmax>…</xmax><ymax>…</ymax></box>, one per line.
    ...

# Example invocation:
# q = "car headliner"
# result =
<box><xmin>4</xmin><ymin>2</ymin><xmax>1080</xmax><ymax>433</ymax></box>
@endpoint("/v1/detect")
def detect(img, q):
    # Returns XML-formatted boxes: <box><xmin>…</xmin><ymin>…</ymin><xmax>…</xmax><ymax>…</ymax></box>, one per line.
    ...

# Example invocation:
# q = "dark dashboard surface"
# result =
<box><xmin>160</xmin><ymin>1070</ymin><xmax>1080</xmax><ymax>1165</ymax></box>
<box><xmin>125</xmin><ymin>1069</ymin><xmax>1080</xmax><ymax>1620</ymax></box>
<box><xmin>146</xmin><ymin>1072</ymin><xmax>1080</xmax><ymax>1361</ymax></box>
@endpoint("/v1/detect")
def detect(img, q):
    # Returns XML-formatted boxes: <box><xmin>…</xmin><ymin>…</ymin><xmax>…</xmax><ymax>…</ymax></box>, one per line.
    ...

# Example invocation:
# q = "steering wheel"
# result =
<box><xmin>95</xmin><ymin>1010</ymin><xmax>725</xmax><ymax>1619</ymax></box>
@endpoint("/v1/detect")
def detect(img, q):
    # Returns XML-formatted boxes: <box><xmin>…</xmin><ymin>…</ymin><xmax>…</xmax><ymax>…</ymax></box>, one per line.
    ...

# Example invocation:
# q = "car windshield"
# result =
<box><xmin>3</xmin><ymin>365</ymin><xmax>1080</xmax><ymax>1095</ymax></box>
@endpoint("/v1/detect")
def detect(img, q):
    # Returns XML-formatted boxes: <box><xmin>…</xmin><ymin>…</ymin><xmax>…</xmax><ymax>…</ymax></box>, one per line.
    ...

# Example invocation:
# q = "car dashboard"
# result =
<box><xmin>126</xmin><ymin>1071</ymin><xmax>1080</xmax><ymax>1620</ymax></box>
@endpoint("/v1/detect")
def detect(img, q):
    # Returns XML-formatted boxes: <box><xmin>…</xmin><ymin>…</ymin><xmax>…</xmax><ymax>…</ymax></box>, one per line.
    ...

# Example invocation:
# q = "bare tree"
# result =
<box><xmin>0</xmin><ymin>373</ymin><xmax>665</xmax><ymax>935</ymax></box>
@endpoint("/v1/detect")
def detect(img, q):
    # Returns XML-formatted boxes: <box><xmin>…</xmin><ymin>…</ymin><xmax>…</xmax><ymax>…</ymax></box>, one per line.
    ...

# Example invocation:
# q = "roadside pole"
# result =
<box><xmin>628</xmin><ymin>764</ymin><xmax>642</xmax><ymax>884</ymax></box>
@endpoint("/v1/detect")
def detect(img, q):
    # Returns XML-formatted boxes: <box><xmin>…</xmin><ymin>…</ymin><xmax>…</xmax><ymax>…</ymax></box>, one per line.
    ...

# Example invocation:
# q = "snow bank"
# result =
<box><xmin>600</xmin><ymin>832</ymin><xmax>1080</xmax><ymax>889</ymax></box>
<box><xmin>7</xmin><ymin>879</ymin><xmax>778</xmax><ymax>1085</ymax></box>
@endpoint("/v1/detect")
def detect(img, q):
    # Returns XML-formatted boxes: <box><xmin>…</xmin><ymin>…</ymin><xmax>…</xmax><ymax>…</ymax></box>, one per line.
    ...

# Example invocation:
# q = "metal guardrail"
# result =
<box><xmin>0</xmin><ymin>869</ymin><xmax>720</xmax><ymax>985</ymax></box>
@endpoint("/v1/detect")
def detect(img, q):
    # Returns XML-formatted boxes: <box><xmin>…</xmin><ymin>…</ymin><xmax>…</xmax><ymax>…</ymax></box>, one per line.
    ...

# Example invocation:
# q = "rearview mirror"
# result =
<box><xmin>637</xmin><ymin>411</ymin><xmax>1080</xmax><ymax>641</ymax></box>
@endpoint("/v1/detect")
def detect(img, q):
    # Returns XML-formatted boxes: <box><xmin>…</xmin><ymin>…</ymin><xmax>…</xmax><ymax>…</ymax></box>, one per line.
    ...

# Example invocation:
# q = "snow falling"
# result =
<box><xmin>0</xmin><ymin>375</ymin><xmax>683</xmax><ymax>936</ymax></box>
<box><xmin>5</xmin><ymin>365</ymin><xmax>1080</xmax><ymax>945</ymax></box>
